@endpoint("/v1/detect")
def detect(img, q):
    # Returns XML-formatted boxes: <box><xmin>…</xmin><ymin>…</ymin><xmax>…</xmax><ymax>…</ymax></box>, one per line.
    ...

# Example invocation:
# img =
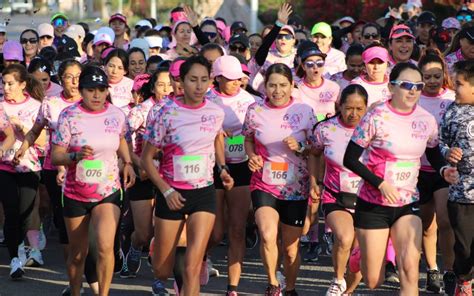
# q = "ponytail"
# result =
<box><xmin>2</xmin><ymin>64</ymin><xmax>45</xmax><ymax>102</ymax></box>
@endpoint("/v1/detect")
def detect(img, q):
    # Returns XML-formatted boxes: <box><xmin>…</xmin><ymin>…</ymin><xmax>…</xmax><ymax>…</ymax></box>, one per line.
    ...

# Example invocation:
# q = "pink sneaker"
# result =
<box><xmin>199</xmin><ymin>259</ymin><xmax>209</xmax><ymax>285</ymax></box>
<box><xmin>455</xmin><ymin>280</ymin><xmax>472</xmax><ymax>296</ymax></box>
<box><xmin>349</xmin><ymin>247</ymin><xmax>360</xmax><ymax>273</ymax></box>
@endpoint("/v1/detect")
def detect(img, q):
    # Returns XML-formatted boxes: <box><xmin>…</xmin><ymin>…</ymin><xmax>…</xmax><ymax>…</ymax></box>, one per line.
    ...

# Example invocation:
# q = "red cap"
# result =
<box><xmin>109</xmin><ymin>13</ymin><xmax>127</xmax><ymax>24</ymax></box>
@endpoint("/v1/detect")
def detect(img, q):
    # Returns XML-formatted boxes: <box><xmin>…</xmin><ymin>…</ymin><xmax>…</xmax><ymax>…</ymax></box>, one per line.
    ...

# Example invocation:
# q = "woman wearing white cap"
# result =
<box><xmin>206</xmin><ymin>55</ymin><xmax>256</xmax><ymax>296</ymax></box>
<box><xmin>310</xmin><ymin>22</ymin><xmax>347</xmax><ymax>76</ymax></box>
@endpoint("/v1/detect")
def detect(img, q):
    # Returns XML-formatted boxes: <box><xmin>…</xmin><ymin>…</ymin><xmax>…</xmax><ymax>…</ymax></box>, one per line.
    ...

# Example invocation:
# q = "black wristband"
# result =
<box><xmin>217</xmin><ymin>164</ymin><xmax>230</xmax><ymax>175</ymax></box>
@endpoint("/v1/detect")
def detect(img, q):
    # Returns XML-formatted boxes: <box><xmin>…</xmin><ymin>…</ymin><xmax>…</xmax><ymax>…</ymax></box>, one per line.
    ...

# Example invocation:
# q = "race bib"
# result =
<box><xmin>225</xmin><ymin>135</ymin><xmax>247</xmax><ymax>162</ymax></box>
<box><xmin>340</xmin><ymin>171</ymin><xmax>362</xmax><ymax>194</ymax></box>
<box><xmin>262</xmin><ymin>161</ymin><xmax>295</xmax><ymax>186</ymax></box>
<box><xmin>76</xmin><ymin>159</ymin><xmax>106</xmax><ymax>184</ymax></box>
<box><xmin>384</xmin><ymin>161</ymin><xmax>418</xmax><ymax>188</ymax></box>
<box><xmin>173</xmin><ymin>155</ymin><xmax>207</xmax><ymax>182</ymax></box>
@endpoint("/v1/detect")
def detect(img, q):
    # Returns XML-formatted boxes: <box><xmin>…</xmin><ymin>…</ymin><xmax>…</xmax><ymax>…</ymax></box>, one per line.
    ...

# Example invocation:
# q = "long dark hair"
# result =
<box><xmin>418</xmin><ymin>48</ymin><xmax>453</xmax><ymax>90</ymax></box>
<box><xmin>3</xmin><ymin>64</ymin><xmax>45</xmax><ymax>101</ymax></box>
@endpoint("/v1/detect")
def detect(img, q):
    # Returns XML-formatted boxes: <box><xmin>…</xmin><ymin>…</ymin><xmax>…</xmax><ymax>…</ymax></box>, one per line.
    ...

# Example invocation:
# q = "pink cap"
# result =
<box><xmin>216</xmin><ymin>19</ymin><xmax>226</xmax><ymax>35</ymax></box>
<box><xmin>362</xmin><ymin>46</ymin><xmax>389</xmax><ymax>64</ymax></box>
<box><xmin>213</xmin><ymin>55</ymin><xmax>244</xmax><ymax>80</ymax></box>
<box><xmin>132</xmin><ymin>73</ymin><xmax>151</xmax><ymax>92</ymax></box>
<box><xmin>281</xmin><ymin>25</ymin><xmax>295</xmax><ymax>36</ymax></box>
<box><xmin>171</xmin><ymin>11</ymin><xmax>187</xmax><ymax>23</ymax></box>
<box><xmin>389</xmin><ymin>24</ymin><xmax>415</xmax><ymax>40</ymax></box>
<box><xmin>241</xmin><ymin>63</ymin><xmax>250</xmax><ymax>74</ymax></box>
<box><xmin>442</xmin><ymin>17</ymin><xmax>461</xmax><ymax>30</ymax></box>
<box><xmin>3</xmin><ymin>41</ymin><xmax>24</xmax><ymax>61</ymax></box>
<box><xmin>170</xmin><ymin>59</ymin><xmax>185</xmax><ymax>78</ymax></box>
<box><xmin>101</xmin><ymin>47</ymin><xmax>115</xmax><ymax>60</ymax></box>
<box><xmin>110</xmin><ymin>13</ymin><xmax>127</xmax><ymax>24</ymax></box>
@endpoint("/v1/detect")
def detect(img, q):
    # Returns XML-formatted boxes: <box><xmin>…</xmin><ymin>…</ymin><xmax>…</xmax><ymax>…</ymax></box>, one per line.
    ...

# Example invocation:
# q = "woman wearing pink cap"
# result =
<box><xmin>417</xmin><ymin>49</ymin><xmax>457</xmax><ymax>294</ymax></box>
<box><xmin>243</xmin><ymin>63</ymin><xmax>317</xmax><ymax>296</ymax></box>
<box><xmin>206</xmin><ymin>55</ymin><xmax>256</xmax><ymax>295</ymax></box>
<box><xmin>110</xmin><ymin>13</ymin><xmax>129</xmax><ymax>50</ymax></box>
<box><xmin>351</xmin><ymin>43</ymin><xmax>391</xmax><ymax>107</ymax></box>
<box><xmin>388</xmin><ymin>24</ymin><xmax>417</xmax><ymax>71</ymax></box>
<box><xmin>293</xmin><ymin>45</ymin><xmax>340</xmax><ymax>122</ymax></box>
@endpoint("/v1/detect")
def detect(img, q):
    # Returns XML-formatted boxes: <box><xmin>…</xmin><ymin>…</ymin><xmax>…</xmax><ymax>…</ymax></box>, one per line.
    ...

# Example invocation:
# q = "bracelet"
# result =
<box><xmin>163</xmin><ymin>188</ymin><xmax>176</xmax><ymax>199</ymax></box>
<box><xmin>440</xmin><ymin>165</ymin><xmax>449</xmax><ymax>178</ymax></box>
<box><xmin>275</xmin><ymin>20</ymin><xmax>285</xmax><ymax>27</ymax></box>
<box><xmin>217</xmin><ymin>164</ymin><xmax>230</xmax><ymax>175</ymax></box>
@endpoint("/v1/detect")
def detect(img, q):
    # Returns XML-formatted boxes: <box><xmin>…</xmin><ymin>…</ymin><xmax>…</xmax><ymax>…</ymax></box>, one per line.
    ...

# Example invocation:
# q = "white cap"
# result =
<box><xmin>0</xmin><ymin>23</ymin><xmax>7</xmax><ymax>33</ymax></box>
<box><xmin>38</xmin><ymin>23</ymin><xmax>54</xmax><ymax>37</ymax></box>
<box><xmin>335</xmin><ymin>16</ymin><xmax>355</xmax><ymax>28</ymax></box>
<box><xmin>145</xmin><ymin>36</ymin><xmax>163</xmax><ymax>48</ymax></box>
<box><xmin>65</xmin><ymin>25</ymin><xmax>86</xmax><ymax>40</ymax></box>
<box><xmin>407</xmin><ymin>0</ymin><xmax>422</xmax><ymax>8</ymax></box>
<box><xmin>129</xmin><ymin>38</ymin><xmax>149</xmax><ymax>59</ymax></box>
<box><xmin>93</xmin><ymin>27</ymin><xmax>115</xmax><ymax>45</ymax></box>
<box><xmin>136</xmin><ymin>19</ymin><xmax>153</xmax><ymax>29</ymax></box>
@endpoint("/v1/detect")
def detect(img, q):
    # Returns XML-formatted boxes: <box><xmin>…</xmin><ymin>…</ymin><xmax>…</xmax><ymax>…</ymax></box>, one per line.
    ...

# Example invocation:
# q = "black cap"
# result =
<box><xmin>230</xmin><ymin>21</ymin><xmax>247</xmax><ymax>33</ymax></box>
<box><xmin>296</xmin><ymin>40</ymin><xmax>318</xmax><ymax>58</ymax></box>
<box><xmin>39</xmin><ymin>46</ymin><xmax>57</xmax><ymax>62</ymax></box>
<box><xmin>300</xmin><ymin>47</ymin><xmax>327</xmax><ymax>61</ymax></box>
<box><xmin>417</xmin><ymin>11</ymin><xmax>436</xmax><ymax>25</ymax></box>
<box><xmin>79</xmin><ymin>67</ymin><xmax>110</xmax><ymax>89</ymax></box>
<box><xmin>229</xmin><ymin>34</ymin><xmax>250</xmax><ymax>48</ymax></box>
<box><xmin>460</xmin><ymin>26</ymin><xmax>474</xmax><ymax>41</ymax></box>
<box><xmin>457</xmin><ymin>7</ymin><xmax>473</xmax><ymax>17</ymax></box>
<box><xmin>57</xmin><ymin>35</ymin><xmax>80</xmax><ymax>57</ymax></box>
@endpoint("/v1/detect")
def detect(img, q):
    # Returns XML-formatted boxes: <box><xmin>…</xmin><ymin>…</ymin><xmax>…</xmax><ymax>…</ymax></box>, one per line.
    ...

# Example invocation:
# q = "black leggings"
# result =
<box><xmin>0</xmin><ymin>170</ymin><xmax>40</xmax><ymax>259</ymax></box>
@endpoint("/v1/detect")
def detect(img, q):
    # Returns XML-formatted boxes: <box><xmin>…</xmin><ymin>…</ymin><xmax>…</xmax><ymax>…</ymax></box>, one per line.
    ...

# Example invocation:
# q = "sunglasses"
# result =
<box><xmin>391</xmin><ymin>28</ymin><xmax>413</xmax><ymax>36</ymax></box>
<box><xmin>40</xmin><ymin>35</ymin><xmax>53</xmax><ymax>40</ymax></box>
<box><xmin>363</xmin><ymin>33</ymin><xmax>379</xmax><ymax>39</ymax></box>
<box><xmin>229</xmin><ymin>44</ymin><xmax>247</xmax><ymax>53</ymax></box>
<box><xmin>457</xmin><ymin>15</ymin><xmax>472</xmax><ymax>22</ymax></box>
<box><xmin>203</xmin><ymin>32</ymin><xmax>217</xmax><ymax>39</ymax></box>
<box><xmin>304</xmin><ymin>60</ymin><xmax>325</xmax><ymax>68</ymax></box>
<box><xmin>390</xmin><ymin>80</ymin><xmax>425</xmax><ymax>91</ymax></box>
<box><xmin>53</xmin><ymin>18</ymin><xmax>67</xmax><ymax>27</ymax></box>
<box><xmin>20</xmin><ymin>38</ymin><xmax>38</xmax><ymax>44</ymax></box>
<box><xmin>277</xmin><ymin>34</ymin><xmax>294</xmax><ymax>40</ymax></box>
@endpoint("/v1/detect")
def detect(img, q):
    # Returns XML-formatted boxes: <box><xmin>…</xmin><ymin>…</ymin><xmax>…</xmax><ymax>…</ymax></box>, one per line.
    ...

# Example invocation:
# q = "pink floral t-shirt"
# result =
<box><xmin>329</xmin><ymin>71</ymin><xmax>352</xmax><ymax>93</ymax></box>
<box><xmin>109</xmin><ymin>77</ymin><xmax>134</xmax><ymax>108</ymax></box>
<box><xmin>242</xmin><ymin>98</ymin><xmax>317</xmax><ymax>201</ymax></box>
<box><xmin>0</xmin><ymin>96</ymin><xmax>42</xmax><ymax>172</ymax></box>
<box><xmin>207</xmin><ymin>88</ymin><xmax>256</xmax><ymax>164</ymax></box>
<box><xmin>46</xmin><ymin>82</ymin><xmax>63</xmax><ymax>98</ymax></box>
<box><xmin>293</xmin><ymin>78</ymin><xmax>340</xmax><ymax>121</ymax></box>
<box><xmin>126</xmin><ymin>97</ymin><xmax>159</xmax><ymax>156</ymax></box>
<box><xmin>52</xmin><ymin>102</ymin><xmax>126</xmax><ymax>202</ymax></box>
<box><xmin>351</xmin><ymin>101</ymin><xmax>439</xmax><ymax>206</ymax></box>
<box><xmin>145</xmin><ymin>97</ymin><xmax>225</xmax><ymax>190</ymax></box>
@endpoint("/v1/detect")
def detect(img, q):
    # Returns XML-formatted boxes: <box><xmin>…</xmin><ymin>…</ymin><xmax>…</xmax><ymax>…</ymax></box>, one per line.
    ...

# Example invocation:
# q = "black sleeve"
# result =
<box><xmin>255</xmin><ymin>24</ymin><xmax>282</xmax><ymax>66</ymax></box>
<box><xmin>425</xmin><ymin>146</ymin><xmax>448</xmax><ymax>174</ymax></box>
<box><xmin>381</xmin><ymin>17</ymin><xmax>395</xmax><ymax>40</ymax></box>
<box><xmin>343</xmin><ymin>140</ymin><xmax>384</xmax><ymax>188</ymax></box>
<box><xmin>192</xmin><ymin>25</ymin><xmax>210</xmax><ymax>46</ymax></box>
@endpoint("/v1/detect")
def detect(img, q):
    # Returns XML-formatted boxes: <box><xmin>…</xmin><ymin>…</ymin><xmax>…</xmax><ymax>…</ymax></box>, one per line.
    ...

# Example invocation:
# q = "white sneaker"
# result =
<box><xmin>18</xmin><ymin>242</ymin><xmax>27</xmax><ymax>265</ymax></box>
<box><xmin>25</xmin><ymin>248</ymin><xmax>44</xmax><ymax>267</ymax></box>
<box><xmin>326</xmin><ymin>278</ymin><xmax>346</xmax><ymax>296</ymax></box>
<box><xmin>276</xmin><ymin>271</ymin><xmax>286</xmax><ymax>291</ymax></box>
<box><xmin>10</xmin><ymin>257</ymin><xmax>25</xmax><ymax>280</ymax></box>
<box><xmin>207</xmin><ymin>258</ymin><xmax>219</xmax><ymax>277</ymax></box>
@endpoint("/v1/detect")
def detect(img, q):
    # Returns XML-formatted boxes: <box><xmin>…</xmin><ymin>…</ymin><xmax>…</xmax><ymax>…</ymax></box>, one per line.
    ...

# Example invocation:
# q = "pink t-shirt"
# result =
<box><xmin>109</xmin><ymin>77</ymin><xmax>134</xmax><ymax>108</ymax></box>
<box><xmin>329</xmin><ymin>71</ymin><xmax>352</xmax><ymax>93</ymax></box>
<box><xmin>351</xmin><ymin>101</ymin><xmax>439</xmax><ymax>207</ymax></box>
<box><xmin>418</xmin><ymin>89</ymin><xmax>455</xmax><ymax>172</ymax></box>
<box><xmin>241</xmin><ymin>98</ymin><xmax>317</xmax><ymax>201</ymax></box>
<box><xmin>351</xmin><ymin>75</ymin><xmax>390</xmax><ymax>107</ymax></box>
<box><xmin>293</xmin><ymin>78</ymin><xmax>340</xmax><ymax>121</ymax></box>
<box><xmin>324</xmin><ymin>48</ymin><xmax>347</xmax><ymax>76</ymax></box>
<box><xmin>313</xmin><ymin>116</ymin><xmax>362</xmax><ymax>204</ymax></box>
<box><xmin>127</xmin><ymin>97</ymin><xmax>158</xmax><ymax>156</ymax></box>
<box><xmin>35</xmin><ymin>93</ymin><xmax>78</xmax><ymax>170</ymax></box>
<box><xmin>52</xmin><ymin>102</ymin><xmax>126</xmax><ymax>202</ymax></box>
<box><xmin>0</xmin><ymin>103</ymin><xmax>9</xmax><ymax>130</ymax></box>
<box><xmin>207</xmin><ymin>88</ymin><xmax>256</xmax><ymax>164</ymax></box>
<box><xmin>146</xmin><ymin>97</ymin><xmax>225</xmax><ymax>190</ymax></box>
<box><xmin>0</xmin><ymin>97</ymin><xmax>42</xmax><ymax>172</ymax></box>
<box><xmin>46</xmin><ymin>82</ymin><xmax>63</xmax><ymax>98</ymax></box>
<box><xmin>445</xmin><ymin>49</ymin><xmax>463</xmax><ymax>74</ymax></box>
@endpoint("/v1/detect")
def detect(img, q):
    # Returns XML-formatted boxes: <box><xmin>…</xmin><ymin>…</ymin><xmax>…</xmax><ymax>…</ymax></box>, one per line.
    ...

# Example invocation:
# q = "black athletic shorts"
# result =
<box><xmin>213</xmin><ymin>161</ymin><xmax>251</xmax><ymax>189</ymax></box>
<box><xmin>417</xmin><ymin>170</ymin><xmax>449</xmax><ymax>205</ymax></box>
<box><xmin>251</xmin><ymin>190</ymin><xmax>307</xmax><ymax>227</ymax></box>
<box><xmin>127</xmin><ymin>177</ymin><xmax>155</xmax><ymax>201</ymax></box>
<box><xmin>354</xmin><ymin>198</ymin><xmax>420</xmax><ymax>229</ymax></box>
<box><xmin>154</xmin><ymin>185</ymin><xmax>216</xmax><ymax>220</ymax></box>
<box><xmin>62</xmin><ymin>190</ymin><xmax>122</xmax><ymax>218</ymax></box>
<box><xmin>322</xmin><ymin>202</ymin><xmax>354</xmax><ymax>218</ymax></box>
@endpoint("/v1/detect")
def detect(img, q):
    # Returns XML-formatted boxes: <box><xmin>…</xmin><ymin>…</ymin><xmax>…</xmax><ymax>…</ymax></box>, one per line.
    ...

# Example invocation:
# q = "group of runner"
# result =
<box><xmin>0</xmin><ymin>1</ymin><xmax>473</xmax><ymax>296</ymax></box>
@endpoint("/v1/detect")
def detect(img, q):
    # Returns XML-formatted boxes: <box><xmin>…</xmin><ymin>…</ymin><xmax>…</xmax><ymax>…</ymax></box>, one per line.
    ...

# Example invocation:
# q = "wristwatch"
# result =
<box><xmin>217</xmin><ymin>164</ymin><xmax>230</xmax><ymax>175</ymax></box>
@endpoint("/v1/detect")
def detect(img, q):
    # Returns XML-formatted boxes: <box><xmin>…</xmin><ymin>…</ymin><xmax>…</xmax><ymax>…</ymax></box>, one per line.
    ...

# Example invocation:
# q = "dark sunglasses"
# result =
<box><xmin>20</xmin><ymin>38</ymin><xmax>38</xmax><ymax>44</ymax></box>
<box><xmin>40</xmin><ymin>35</ymin><xmax>53</xmax><ymax>40</ymax></box>
<box><xmin>277</xmin><ymin>34</ymin><xmax>294</xmax><ymax>40</ymax></box>
<box><xmin>229</xmin><ymin>44</ymin><xmax>247</xmax><ymax>53</ymax></box>
<box><xmin>457</xmin><ymin>15</ymin><xmax>472</xmax><ymax>22</ymax></box>
<box><xmin>304</xmin><ymin>60</ymin><xmax>325</xmax><ymax>68</ymax></box>
<box><xmin>53</xmin><ymin>18</ymin><xmax>67</xmax><ymax>27</ymax></box>
<box><xmin>390</xmin><ymin>80</ymin><xmax>425</xmax><ymax>91</ymax></box>
<box><xmin>203</xmin><ymin>32</ymin><xmax>217</xmax><ymax>39</ymax></box>
<box><xmin>363</xmin><ymin>33</ymin><xmax>379</xmax><ymax>39</ymax></box>
<box><xmin>392</xmin><ymin>28</ymin><xmax>413</xmax><ymax>36</ymax></box>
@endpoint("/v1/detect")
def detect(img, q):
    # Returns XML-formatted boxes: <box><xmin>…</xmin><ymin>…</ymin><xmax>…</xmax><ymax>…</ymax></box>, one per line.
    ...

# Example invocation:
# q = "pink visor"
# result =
<box><xmin>132</xmin><ymin>73</ymin><xmax>151</xmax><ymax>92</ymax></box>
<box><xmin>362</xmin><ymin>46</ymin><xmax>389</xmax><ymax>64</ymax></box>
<box><xmin>110</xmin><ymin>13</ymin><xmax>127</xmax><ymax>24</ymax></box>
<box><xmin>389</xmin><ymin>24</ymin><xmax>415</xmax><ymax>40</ymax></box>
<box><xmin>170</xmin><ymin>59</ymin><xmax>185</xmax><ymax>78</ymax></box>
<box><xmin>171</xmin><ymin>11</ymin><xmax>187</xmax><ymax>23</ymax></box>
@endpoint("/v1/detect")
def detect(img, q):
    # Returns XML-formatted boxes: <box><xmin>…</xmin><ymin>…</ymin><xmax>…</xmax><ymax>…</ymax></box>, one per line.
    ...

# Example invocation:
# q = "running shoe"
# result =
<box><xmin>284</xmin><ymin>289</ymin><xmax>298</xmax><ymax>296</ymax></box>
<box><xmin>276</xmin><ymin>271</ymin><xmax>286</xmax><ymax>291</ymax></box>
<box><xmin>454</xmin><ymin>280</ymin><xmax>472</xmax><ymax>296</ymax></box>
<box><xmin>444</xmin><ymin>271</ymin><xmax>457</xmax><ymax>296</ymax></box>
<box><xmin>119</xmin><ymin>263</ymin><xmax>131</xmax><ymax>278</ymax></box>
<box><xmin>322</xmin><ymin>232</ymin><xmax>334</xmax><ymax>255</ymax></box>
<box><xmin>200</xmin><ymin>259</ymin><xmax>209</xmax><ymax>285</ymax></box>
<box><xmin>10</xmin><ymin>257</ymin><xmax>24</xmax><ymax>280</ymax></box>
<box><xmin>326</xmin><ymin>278</ymin><xmax>347</xmax><ymax>296</ymax></box>
<box><xmin>25</xmin><ymin>248</ymin><xmax>44</xmax><ymax>267</ymax></box>
<box><xmin>426</xmin><ymin>269</ymin><xmax>441</xmax><ymax>293</ymax></box>
<box><xmin>18</xmin><ymin>242</ymin><xmax>27</xmax><ymax>266</ymax></box>
<box><xmin>385</xmin><ymin>262</ymin><xmax>400</xmax><ymax>283</ymax></box>
<box><xmin>61</xmin><ymin>285</ymin><xmax>85</xmax><ymax>296</ymax></box>
<box><xmin>125</xmin><ymin>246</ymin><xmax>142</xmax><ymax>277</ymax></box>
<box><xmin>114</xmin><ymin>248</ymin><xmax>124</xmax><ymax>274</ymax></box>
<box><xmin>226</xmin><ymin>291</ymin><xmax>238</xmax><ymax>296</ymax></box>
<box><xmin>264</xmin><ymin>285</ymin><xmax>282</xmax><ymax>296</ymax></box>
<box><xmin>151</xmin><ymin>279</ymin><xmax>169</xmax><ymax>296</ymax></box>
<box><xmin>304</xmin><ymin>242</ymin><xmax>322</xmax><ymax>262</ymax></box>
<box><xmin>207</xmin><ymin>258</ymin><xmax>219</xmax><ymax>277</ymax></box>
<box><xmin>299</xmin><ymin>235</ymin><xmax>310</xmax><ymax>246</ymax></box>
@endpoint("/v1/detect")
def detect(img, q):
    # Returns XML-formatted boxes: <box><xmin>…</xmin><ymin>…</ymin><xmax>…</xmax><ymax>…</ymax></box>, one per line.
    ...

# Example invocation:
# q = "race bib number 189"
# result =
<box><xmin>173</xmin><ymin>155</ymin><xmax>207</xmax><ymax>182</ymax></box>
<box><xmin>384</xmin><ymin>161</ymin><xmax>418</xmax><ymax>188</ymax></box>
<box><xmin>262</xmin><ymin>162</ymin><xmax>295</xmax><ymax>186</ymax></box>
<box><xmin>76</xmin><ymin>159</ymin><xmax>106</xmax><ymax>184</ymax></box>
